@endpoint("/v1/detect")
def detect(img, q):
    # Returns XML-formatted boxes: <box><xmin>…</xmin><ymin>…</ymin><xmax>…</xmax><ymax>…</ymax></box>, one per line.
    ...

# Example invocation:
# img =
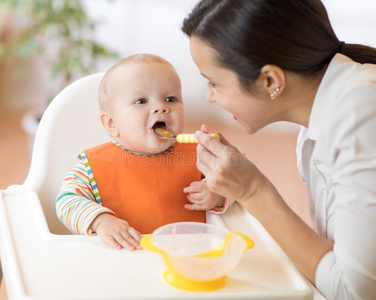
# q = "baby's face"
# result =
<box><xmin>107</xmin><ymin>61</ymin><xmax>185</xmax><ymax>153</ymax></box>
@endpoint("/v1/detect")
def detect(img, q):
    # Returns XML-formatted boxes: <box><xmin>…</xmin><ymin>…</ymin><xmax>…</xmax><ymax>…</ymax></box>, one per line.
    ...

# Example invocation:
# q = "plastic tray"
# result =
<box><xmin>0</xmin><ymin>189</ymin><xmax>312</xmax><ymax>299</ymax></box>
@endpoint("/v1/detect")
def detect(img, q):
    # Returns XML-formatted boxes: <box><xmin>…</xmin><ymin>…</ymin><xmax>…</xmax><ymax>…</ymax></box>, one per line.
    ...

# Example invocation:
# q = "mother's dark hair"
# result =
<box><xmin>182</xmin><ymin>0</ymin><xmax>376</xmax><ymax>90</ymax></box>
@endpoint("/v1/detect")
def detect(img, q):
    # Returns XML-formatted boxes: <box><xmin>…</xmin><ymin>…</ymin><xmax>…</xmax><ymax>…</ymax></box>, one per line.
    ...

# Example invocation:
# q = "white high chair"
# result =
<box><xmin>21</xmin><ymin>72</ymin><xmax>108</xmax><ymax>235</ymax></box>
<box><xmin>0</xmin><ymin>73</ymin><xmax>313</xmax><ymax>299</ymax></box>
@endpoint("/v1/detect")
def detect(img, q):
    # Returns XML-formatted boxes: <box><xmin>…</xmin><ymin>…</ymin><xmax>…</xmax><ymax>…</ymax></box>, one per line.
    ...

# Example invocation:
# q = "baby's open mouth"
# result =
<box><xmin>152</xmin><ymin>121</ymin><xmax>167</xmax><ymax>131</ymax></box>
<box><xmin>152</xmin><ymin>121</ymin><xmax>176</xmax><ymax>139</ymax></box>
<box><xmin>152</xmin><ymin>121</ymin><xmax>168</xmax><ymax>138</ymax></box>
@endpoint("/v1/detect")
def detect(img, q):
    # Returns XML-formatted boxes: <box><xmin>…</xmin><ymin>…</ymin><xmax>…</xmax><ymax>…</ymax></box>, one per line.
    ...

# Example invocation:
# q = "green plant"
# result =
<box><xmin>0</xmin><ymin>0</ymin><xmax>118</xmax><ymax>83</ymax></box>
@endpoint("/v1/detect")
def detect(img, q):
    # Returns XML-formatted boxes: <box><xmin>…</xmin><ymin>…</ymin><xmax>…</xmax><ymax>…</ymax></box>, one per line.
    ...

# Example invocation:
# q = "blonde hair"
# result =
<box><xmin>98</xmin><ymin>54</ymin><xmax>176</xmax><ymax>112</ymax></box>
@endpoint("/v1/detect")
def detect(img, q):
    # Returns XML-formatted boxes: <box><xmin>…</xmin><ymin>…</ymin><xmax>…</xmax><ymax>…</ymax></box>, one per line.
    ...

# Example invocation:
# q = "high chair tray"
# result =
<box><xmin>0</xmin><ymin>189</ymin><xmax>313</xmax><ymax>299</ymax></box>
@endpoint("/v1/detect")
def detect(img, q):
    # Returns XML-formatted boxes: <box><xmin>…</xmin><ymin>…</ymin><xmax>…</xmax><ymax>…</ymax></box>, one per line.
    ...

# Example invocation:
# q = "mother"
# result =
<box><xmin>182</xmin><ymin>0</ymin><xmax>376</xmax><ymax>299</ymax></box>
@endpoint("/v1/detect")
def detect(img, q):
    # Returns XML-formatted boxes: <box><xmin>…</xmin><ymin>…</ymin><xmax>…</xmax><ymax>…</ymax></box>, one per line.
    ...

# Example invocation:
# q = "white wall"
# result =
<box><xmin>322</xmin><ymin>0</ymin><xmax>376</xmax><ymax>47</ymax></box>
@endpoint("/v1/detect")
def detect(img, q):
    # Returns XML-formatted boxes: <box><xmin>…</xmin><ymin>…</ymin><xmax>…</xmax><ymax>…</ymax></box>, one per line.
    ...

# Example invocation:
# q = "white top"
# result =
<box><xmin>296</xmin><ymin>54</ymin><xmax>376</xmax><ymax>300</ymax></box>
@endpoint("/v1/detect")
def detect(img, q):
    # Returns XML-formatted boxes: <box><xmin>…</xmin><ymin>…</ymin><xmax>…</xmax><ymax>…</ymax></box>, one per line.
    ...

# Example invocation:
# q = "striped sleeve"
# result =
<box><xmin>56</xmin><ymin>161</ymin><xmax>115</xmax><ymax>235</ymax></box>
<box><xmin>208</xmin><ymin>198</ymin><xmax>235</xmax><ymax>214</ymax></box>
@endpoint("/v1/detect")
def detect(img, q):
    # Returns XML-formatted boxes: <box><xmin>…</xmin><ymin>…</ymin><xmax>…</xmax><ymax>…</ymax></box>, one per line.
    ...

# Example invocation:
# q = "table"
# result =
<box><xmin>0</xmin><ymin>189</ymin><xmax>313</xmax><ymax>299</ymax></box>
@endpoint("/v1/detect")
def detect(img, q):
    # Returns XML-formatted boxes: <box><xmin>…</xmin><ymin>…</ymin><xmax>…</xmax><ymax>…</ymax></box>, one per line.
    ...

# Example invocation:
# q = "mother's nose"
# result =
<box><xmin>206</xmin><ymin>89</ymin><xmax>217</xmax><ymax>103</ymax></box>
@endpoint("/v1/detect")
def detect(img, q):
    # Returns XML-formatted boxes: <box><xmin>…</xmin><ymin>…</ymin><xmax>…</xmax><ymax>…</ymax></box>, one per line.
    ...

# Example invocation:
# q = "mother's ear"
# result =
<box><xmin>260</xmin><ymin>65</ymin><xmax>285</xmax><ymax>100</ymax></box>
<box><xmin>101</xmin><ymin>111</ymin><xmax>119</xmax><ymax>138</ymax></box>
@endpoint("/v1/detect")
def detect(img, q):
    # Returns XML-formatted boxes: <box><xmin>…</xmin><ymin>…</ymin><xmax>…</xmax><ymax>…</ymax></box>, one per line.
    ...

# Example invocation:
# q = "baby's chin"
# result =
<box><xmin>131</xmin><ymin>139</ymin><xmax>176</xmax><ymax>155</ymax></box>
<box><xmin>151</xmin><ymin>139</ymin><xmax>176</xmax><ymax>153</ymax></box>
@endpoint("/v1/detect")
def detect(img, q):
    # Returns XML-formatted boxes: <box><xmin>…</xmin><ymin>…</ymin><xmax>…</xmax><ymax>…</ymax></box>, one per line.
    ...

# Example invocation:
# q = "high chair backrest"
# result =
<box><xmin>23</xmin><ymin>73</ymin><xmax>109</xmax><ymax>235</ymax></box>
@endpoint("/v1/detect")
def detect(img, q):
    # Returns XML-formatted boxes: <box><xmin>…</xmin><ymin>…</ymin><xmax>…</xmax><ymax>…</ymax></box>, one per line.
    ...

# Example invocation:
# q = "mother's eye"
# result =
<box><xmin>165</xmin><ymin>96</ymin><xmax>178</xmax><ymax>103</ymax></box>
<box><xmin>135</xmin><ymin>98</ymin><xmax>147</xmax><ymax>104</ymax></box>
<box><xmin>208</xmin><ymin>82</ymin><xmax>216</xmax><ymax>88</ymax></box>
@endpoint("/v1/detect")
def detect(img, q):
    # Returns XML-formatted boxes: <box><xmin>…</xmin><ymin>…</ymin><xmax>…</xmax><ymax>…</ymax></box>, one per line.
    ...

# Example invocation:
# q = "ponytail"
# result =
<box><xmin>339</xmin><ymin>42</ymin><xmax>376</xmax><ymax>64</ymax></box>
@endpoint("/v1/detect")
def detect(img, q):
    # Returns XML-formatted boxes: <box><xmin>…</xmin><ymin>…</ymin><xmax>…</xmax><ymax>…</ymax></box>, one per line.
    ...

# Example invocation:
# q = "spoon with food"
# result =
<box><xmin>155</xmin><ymin>127</ymin><xmax>220</xmax><ymax>143</ymax></box>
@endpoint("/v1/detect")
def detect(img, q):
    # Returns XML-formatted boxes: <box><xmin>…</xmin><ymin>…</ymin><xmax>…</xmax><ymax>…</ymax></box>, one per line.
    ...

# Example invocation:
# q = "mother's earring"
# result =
<box><xmin>270</xmin><ymin>87</ymin><xmax>280</xmax><ymax>101</ymax></box>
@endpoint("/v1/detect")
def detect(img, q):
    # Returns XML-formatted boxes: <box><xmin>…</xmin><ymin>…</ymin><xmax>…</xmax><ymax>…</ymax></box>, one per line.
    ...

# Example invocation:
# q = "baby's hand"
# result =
<box><xmin>91</xmin><ymin>213</ymin><xmax>141</xmax><ymax>250</ymax></box>
<box><xmin>184</xmin><ymin>181</ymin><xmax>224</xmax><ymax>211</ymax></box>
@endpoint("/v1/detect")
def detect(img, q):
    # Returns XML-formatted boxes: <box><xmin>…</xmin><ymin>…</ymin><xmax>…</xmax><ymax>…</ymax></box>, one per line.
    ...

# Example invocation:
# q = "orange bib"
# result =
<box><xmin>83</xmin><ymin>142</ymin><xmax>205</xmax><ymax>233</ymax></box>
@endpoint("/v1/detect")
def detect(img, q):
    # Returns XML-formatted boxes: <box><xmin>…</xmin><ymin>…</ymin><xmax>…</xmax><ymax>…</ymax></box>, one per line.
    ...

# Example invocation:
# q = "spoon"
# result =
<box><xmin>155</xmin><ymin>128</ymin><xmax>220</xmax><ymax>143</ymax></box>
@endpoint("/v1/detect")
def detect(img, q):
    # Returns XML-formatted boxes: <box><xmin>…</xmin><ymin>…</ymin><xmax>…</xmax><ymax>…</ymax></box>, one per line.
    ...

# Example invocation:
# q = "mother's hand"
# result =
<box><xmin>195</xmin><ymin>124</ymin><xmax>267</xmax><ymax>205</ymax></box>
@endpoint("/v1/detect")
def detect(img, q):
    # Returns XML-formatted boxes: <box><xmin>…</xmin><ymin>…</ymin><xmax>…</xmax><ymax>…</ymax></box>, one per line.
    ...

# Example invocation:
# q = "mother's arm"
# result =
<box><xmin>194</xmin><ymin>125</ymin><xmax>333</xmax><ymax>285</ymax></box>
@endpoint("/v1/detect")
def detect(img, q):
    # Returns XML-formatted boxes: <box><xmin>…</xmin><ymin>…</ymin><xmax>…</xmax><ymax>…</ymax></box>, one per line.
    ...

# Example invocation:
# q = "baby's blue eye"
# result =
<box><xmin>135</xmin><ymin>98</ymin><xmax>147</xmax><ymax>104</ymax></box>
<box><xmin>165</xmin><ymin>96</ymin><xmax>178</xmax><ymax>103</ymax></box>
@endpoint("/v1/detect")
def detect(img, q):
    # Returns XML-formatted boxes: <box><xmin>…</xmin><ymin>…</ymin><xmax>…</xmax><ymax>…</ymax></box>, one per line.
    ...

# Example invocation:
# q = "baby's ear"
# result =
<box><xmin>100</xmin><ymin>112</ymin><xmax>119</xmax><ymax>138</ymax></box>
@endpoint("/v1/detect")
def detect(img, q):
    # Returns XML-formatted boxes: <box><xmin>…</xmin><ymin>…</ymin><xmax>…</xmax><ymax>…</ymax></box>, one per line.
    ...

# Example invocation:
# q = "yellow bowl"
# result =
<box><xmin>141</xmin><ymin>222</ymin><xmax>254</xmax><ymax>292</ymax></box>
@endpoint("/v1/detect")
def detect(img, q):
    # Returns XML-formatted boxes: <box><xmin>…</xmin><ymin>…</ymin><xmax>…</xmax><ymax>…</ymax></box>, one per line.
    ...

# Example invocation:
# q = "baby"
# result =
<box><xmin>56</xmin><ymin>54</ymin><xmax>231</xmax><ymax>250</ymax></box>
